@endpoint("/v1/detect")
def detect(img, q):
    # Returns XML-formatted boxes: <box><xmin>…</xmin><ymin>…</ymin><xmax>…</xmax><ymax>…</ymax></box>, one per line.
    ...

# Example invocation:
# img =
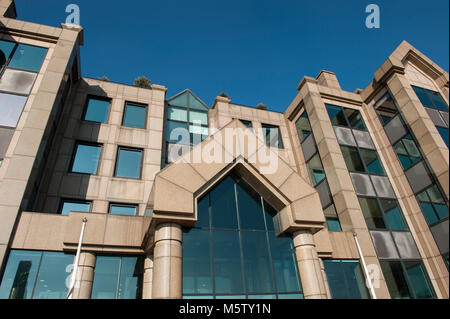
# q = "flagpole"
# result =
<box><xmin>353</xmin><ymin>232</ymin><xmax>377</xmax><ymax>299</ymax></box>
<box><xmin>67</xmin><ymin>217</ymin><xmax>88</xmax><ymax>299</ymax></box>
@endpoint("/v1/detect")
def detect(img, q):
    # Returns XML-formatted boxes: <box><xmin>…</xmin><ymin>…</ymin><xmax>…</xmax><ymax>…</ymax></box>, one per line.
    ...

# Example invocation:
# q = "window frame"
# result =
<box><xmin>81</xmin><ymin>95</ymin><xmax>112</xmax><ymax>124</ymax></box>
<box><xmin>58</xmin><ymin>198</ymin><xmax>92</xmax><ymax>215</ymax></box>
<box><xmin>108</xmin><ymin>203</ymin><xmax>139</xmax><ymax>216</ymax></box>
<box><xmin>69</xmin><ymin>141</ymin><xmax>103</xmax><ymax>175</ymax></box>
<box><xmin>113</xmin><ymin>146</ymin><xmax>144</xmax><ymax>180</ymax></box>
<box><xmin>261</xmin><ymin>123</ymin><xmax>284</xmax><ymax>149</ymax></box>
<box><xmin>121</xmin><ymin>101</ymin><xmax>148</xmax><ymax>129</ymax></box>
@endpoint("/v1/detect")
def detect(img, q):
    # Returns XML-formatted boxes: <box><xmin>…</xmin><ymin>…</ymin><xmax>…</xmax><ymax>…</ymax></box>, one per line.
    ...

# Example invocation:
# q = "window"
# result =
<box><xmin>122</xmin><ymin>102</ymin><xmax>147</xmax><ymax>129</ymax></box>
<box><xmin>323</xmin><ymin>259</ymin><xmax>369</xmax><ymax>299</ymax></box>
<box><xmin>91</xmin><ymin>256</ymin><xmax>143</xmax><ymax>299</ymax></box>
<box><xmin>295</xmin><ymin>112</ymin><xmax>312</xmax><ymax>143</ymax></box>
<box><xmin>374</xmin><ymin>92</ymin><xmax>399</xmax><ymax>125</ymax></box>
<box><xmin>341</xmin><ymin>146</ymin><xmax>365</xmax><ymax>173</ymax></box>
<box><xmin>306</xmin><ymin>154</ymin><xmax>326</xmax><ymax>186</ymax></box>
<box><xmin>183</xmin><ymin>173</ymin><xmax>303</xmax><ymax>299</ymax></box>
<box><xmin>323</xmin><ymin>204</ymin><xmax>342</xmax><ymax>232</ymax></box>
<box><xmin>380</xmin><ymin>260</ymin><xmax>435</xmax><ymax>299</ymax></box>
<box><xmin>359</xmin><ymin>149</ymin><xmax>385</xmax><ymax>175</ymax></box>
<box><xmin>261</xmin><ymin>124</ymin><xmax>284</xmax><ymax>149</ymax></box>
<box><xmin>326</xmin><ymin>104</ymin><xmax>348</xmax><ymax>127</ymax></box>
<box><xmin>70</xmin><ymin>142</ymin><xmax>102</xmax><ymax>174</ymax></box>
<box><xmin>239</xmin><ymin>119</ymin><xmax>253</xmax><ymax>130</ymax></box>
<box><xmin>59</xmin><ymin>199</ymin><xmax>91</xmax><ymax>215</ymax></box>
<box><xmin>83</xmin><ymin>96</ymin><xmax>111</xmax><ymax>123</ymax></box>
<box><xmin>393</xmin><ymin>134</ymin><xmax>422</xmax><ymax>170</ymax></box>
<box><xmin>340</xmin><ymin>146</ymin><xmax>384</xmax><ymax>175</ymax></box>
<box><xmin>0</xmin><ymin>92</ymin><xmax>27</xmax><ymax>128</ymax></box>
<box><xmin>0</xmin><ymin>40</ymin><xmax>16</xmax><ymax>69</ymax></box>
<box><xmin>416</xmin><ymin>185</ymin><xmax>449</xmax><ymax>225</ymax></box>
<box><xmin>114</xmin><ymin>147</ymin><xmax>142</xmax><ymax>179</ymax></box>
<box><xmin>358</xmin><ymin>197</ymin><xmax>407</xmax><ymax>231</ymax></box>
<box><xmin>436</xmin><ymin>126</ymin><xmax>449</xmax><ymax>147</ymax></box>
<box><xmin>412</xmin><ymin>86</ymin><xmax>448</xmax><ymax>112</ymax></box>
<box><xmin>344</xmin><ymin>108</ymin><xmax>367</xmax><ymax>131</ymax></box>
<box><xmin>109</xmin><ymin>203</ymin><xmax>138</xmax><ymax>216</ymax></box>
<box><xmin>0</xmin><ymin>250</ymin><xmax>74</xmax><ymax>299</ymax></box>
<box><xmin>7</xmin><ymin>44</ymin><xmax>48</xmax><ymax>72</ymax></box>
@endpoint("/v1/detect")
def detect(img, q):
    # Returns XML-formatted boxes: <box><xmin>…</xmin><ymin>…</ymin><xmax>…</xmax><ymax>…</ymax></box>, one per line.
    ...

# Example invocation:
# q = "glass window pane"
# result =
<box><xmin>436</xmin><ymin>126</ymin><xmax>449</xmax><ymax>147</ymax></box>
<box><xmin>379</xmin><ymin>199</ymin><xmax>407</xmax><ymax>231</ymax></box>
<box><xmin>380</xmin><ymin>261</ymin><xmax>412</xmax><ymax>299</ymax></box>
<box><xmin>248</xmin><ymin>294</ymin><xmax>276</xmax><ymax>299</ymax></box>
<box><xmin>60</xmin><ymin>201</ymin><xmax>91</xmax><ymax>215</ymax></box>
<box><xmin>189</xmin><ymin>93</ymin><xmax>208</xmax><ymax>110</ymax></box>
<box><xmin>91</xmin><ymin>256</ymin><xmax>121</xmax><ymax>299</ymax></box>
<box><xmin>168</xmin><ymin>92</ymin><xmax>188</xmax><ymax>107</ymax></box>
<box><xmin>323</xmin><ymin>260</ymin><xmax>348</xmax><ymax>298</ymax></box>
<box><xmin>426</xmin><ymin>185</ymin><xmax>445</xmax><ymax>204</ymax></box>
<box><xmin>166</xmin><ymin>120</ymin><xmax>189</xmax><ymax>144</ymax></box>
<box><xmin>196</xmin><ymin>195</ymin><xmax>210</xmax><ymax>228</ymax></box>
<box><xmin>306</xmin><ymin>154</ymin><xmax>326</xmax><ymax>186</ymax></box>
<box><xmin>428</xmin><ymin>91</ymin><xmax>448</xmax><ymax>111</ymax></box>
<box><xmin>326</xmin><ymin>104</ymin><xmax>348</xmax><ymax>127</ymax></box>
<box><xmin>71</xmin><ymin>143</ymin><xmax>101</xmax><ymax>174</ymax></box>
<box><xmin>189</xmin><ymin>124</ymin><xmax>209</xmax><ymax>145</ymax></box>
<box><xmin>123</xmin><ymin>103</ymin><xmax>146</xmax><ymax>129</ymax></box>
<box><xmin>404</xmin><ymin>261</ymin><xmax>434</xmax><ymax>299</ymax></box>
<box><xmin>360</xmin><ymin>149</ymin><xmax>385</xmax><ymax>175</ymax></box>
<box><xmin>295</xmin><ymin>113</ymin><xmax>312</xmax><ymax>143</ymax></box>
<box><xmin>242</xmin><ymin>231</ymin><xmax>275</xmax><ymax>293</ymax></box>
<box><xmin>341</xmin><ymin>146</ymin><xmax>365</xmax><ymax>173</ymax></box>
<box><xmin>278</xmin><ymin>293</ymin><xmax>303</xmax><ymax>299</ymax></box>
<box><xmin>413</xmin><ymin>86</ymin><xmax>434</xmax><ymax>109</ymax></box>
<box><xmin>0</xmin><ymin>92</ymin><xmax>28</xmax><ymax>128</ymax></box>
<box><xmin>0</xmin><ymin>250</ymin><xmax>41</xmax><ymax>299</ymax></box>
<box><xmin>115</xmin><ymin>148</ymin><xmax>142</xmax><ymax>179</ymax></box>
<box><xmin>117</xmin><ymin>257</ymin><xmax>143</xmax><ymax>299</ymax></box>
<box><xmin>84</xmin><ymin>98</ymin><xmax>110</xmax><ymax>123</ymax></box>
<box><xmin>374</xmin><ymin>93</ymin><xmax>399</xmax><ymax>125</ymax></box>
<box><xmin>344</xmin><ymin>108</ymin><xmax>367</xmax><ymax>131</ymax></box>
<box><xmin>183</xmin><ymin>229</ymin><xmax>212</xmax><ymax>294</ymax></box>
<box><xmin>434</xmin><ymin>204</ymin><xmax>449</xmax><ymax>220</ymax></box>
<box><xmin>262</xmin><ymin>125</ymin><xmax>284</xmax><ymax>149</ymax></box>
<box><xmin>213</xmin><ymin>230</ymin><xmax>244</xmax><ymax>294</ymax></box>
<box><xmin>358</xmin><ymin>197</ymin><xmax>386</xmax><ymax>229</ymax></box>
<box><xmin>0</xmin><ymin>40</ymin><xmax>15</xmax><ymax>66</ymax></box>
<box><xmin>419</xmin><ymin>203</ymin><xmax>439</xmax><ymax>225</ymax></box>
<box><xmin>236</xmin><ymin>179</ymin><xmax>265</xmax><ymax>231</ymax></box>
<box><xmin>167</xmin><ymin>107</ymin><xmax>187</xmax><ymax>122</ymax></box>
<box><xmin>110</xmin><ymin>205</ymin><xmax>137</xmax><ymax>216</ymax></box>
<box><xmin>210</xmin><ymin>176</ymin><xmax>238</xmax><ymax>229</ymax></box>
<box><xmin>32</xmin><ymin>252</ymin><xmax>73</xmax><ymax>299</ymax></box>
<box><xmin>8</xmin><ymin>44</ymin><xmax>47</xmax><ymax>72</ymax></box>
<box><xmin>189</xmin><ymin>110</ymin><xmax>208</xmax><ymax>126</ymax></box>
<box><xmin>340</xmin><ymin>260</ymin><xmax>370</xmax><ymax>299</ymax></box>
<box><xmin>268</xmin><ymin>233</ymin><xmax>301</xmax><ymax>293</ymax></box>
<box><xmin>327</xmin><ymin>218</ymin><xmax>342</xmax><ymax>232</ymax></box>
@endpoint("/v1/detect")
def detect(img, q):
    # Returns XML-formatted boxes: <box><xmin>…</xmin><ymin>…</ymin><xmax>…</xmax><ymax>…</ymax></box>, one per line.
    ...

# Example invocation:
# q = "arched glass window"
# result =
<box><xmin>182</xmin><ymin>173</ymin><xmax>303</xmax><ymax>299</ymax></box>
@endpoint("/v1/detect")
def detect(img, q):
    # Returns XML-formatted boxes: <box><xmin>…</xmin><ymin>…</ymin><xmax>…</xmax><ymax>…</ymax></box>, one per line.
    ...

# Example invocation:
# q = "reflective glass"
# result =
<box><xmin>0</xmin><ymin>250</ymin><xmax>41</xmax><ymax>299</ymax></box>
<box><xmin>84</xmin><ymin>97</ymin><xmax>110</xmax><ymax>123</ymax></box>
<box><xmin>358</xmin><ymin>197</ymin><xmax>386</xmax><ymax>229</ymax></box>
<box><xmin>326</xmin><ymin>104</ymin><xmax>348</xmax><ymax>127</ymax></box>
<box><xmin>412</xmin><ymin>86</ymin><xmax>434</xmax><ymax>109</ymax></box>
<box><xmin>360</xmin><ymin>149</ymin><xmax>384</xmax><ymax>175</ymax></box>
<box><xmin>167</xmin><ymin>106</ymin><xmax>187</xmax><ymax>121</ymax></box>
<box><xmin>188</xmin><ymin>93</ymin><xmax>208</xmax><ymax>110</ymax></box>
<box><xmin>115</xmin><ymin>148</ymin><xmax>142</xmax><ymax>179</ymax></box>
<box><xmin>374</xmin><ymin>92</ymin><xmax>399</xmax><ymax>125</ymax></box>
<box><xmin>189</xmin><ymin>124</ymin><xmax>209</xmax><ymax>145</ymax></box>
<box><xmin>168</xmin><ymin>92</ymin><xmax>188</xmax><ymax>107</ymax></box>
<box><xmin>242</xmin><ymin>231</ymin><xmax>275</xmax><ymax>293</ymax></box>
<box><xmin>306</xmin><ymin>154</ymin><xmax>326</xmax><ymax>186</ymax></box>
<box><xmin>344</xmin><ymin>108</ymin><xmax>366</xmax><ymax>131</ymax></box>
<box><xmin>71</xmin><ymin>143</ymin><xmax>101</xmax><ymax>174</ymax></box>
<box><xmin>379</xmin><ymin>199</ymin><xmax>407</xmax><ymax>230</ymax></box>
<box><xmin>91</xmin><ymin>256</ymin><xmax>120</xmax><ymax>299</ymax></box>
<box><xmin>196</xmin><ymin>195</ymin><xmax>210</xmax><ymax>228</ymax></box>
<box><xmin>380</xmin><ymin>261</ymin><xmax>412</xmax><ymax>299</ymax></box>
<box><xmin>110</xmin><ymin>205</ymin><xmax>137</xmax><ymax>216</ymax></box>
<box><xmin>236</xmin><ymin>179</ymin><xmax>265</xmax><ymax>230</ymax></box>
<box><xmin>210</xmin><ymin>176</ymin><xmax>238</xmax><ymax>229</ymax></box>
<box><xmin>394</xmin><ymin>135</ymin><xmax>422</xmax><ymax>170</ymax></box>
<box><xmin>341</xmin><ymin>146</ymin><xmax>365</xmax><ymax>172</ymax></box>
<box><xmin>436</xmin><ymin>126</ymin><xmax>449</xmax><ymax>147</ymax></box>
<box><xmin>8</xmin><ymin>44</ymin><xmax>47</xmax><ymax>72</ymax></box>
<box><xmin>0</xmin><ymin>92</ymin><xmax>28</xmax><ymax>128</ymax></box>
<box><xmin>167</xmin><ymin>120</ymin><xmax>189</xmax><ymax>144</ymax></box>
<box><xmin>327</xmin><ymin>219</ymin><xmax>342</xmax><ymax>232</ymax></box>
<box><xmin>295</xmin><ymin>112</ymin><xmax>312</xmax><ymax>143</ymax></box>
<box><xmin>404</xmin><ymin>261</ymin><xmax>434</xmax><ymax>299</ymax></box>
<box><xmin>32</xmin><ymin>252</ymin><xmax>73</xmax><ymax>299</ymax></box>
<box><xmin>60</xmin><ymin>201</ymin><xmax>91</xmax><ymax>215</ymax></box>
<box><xmin>117</xmin><ymin>257</ymin><xmax>143</xmax><ymax>299</ymax></box>
<box><xmin>429</xmin><ymin>91</ymin><xmax>448</xmax><ymax>111</ymax></box>
<box><xmin>213</xmin><ymin>230</ymin><xmax>244</xmax><ymax>294</ymax></box>
<box><xmin>0</xmin><ymin>40</ymin><xmax>15</xmax><ymax>66</ymax></box>
<box><xmin>189</xmin><ymin>110</ymin><xmax>208</xmax><ymax>126</ymax></box>
<box><xmin>323</xmin><ymin>259</ymin><xmax>369</xmax><ymax>299</ymax></box>
<box><xmin>123</xmin><ymin>103</ymin><xmax>146</xmax><ymax>128</ymax></box>
<box><xmin>262</xmin><ymin>124</ymin><xmax>284</xmax><ymax>149</ymax></box>
<box><xmin>183</xmin><ymin>229</ymin><xmax>212</xmax><ymax>294</ymax></box>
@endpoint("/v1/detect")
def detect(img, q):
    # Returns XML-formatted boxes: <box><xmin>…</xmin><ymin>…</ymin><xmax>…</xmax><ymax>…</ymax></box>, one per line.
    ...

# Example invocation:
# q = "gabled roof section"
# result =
<box><xmin>166</xmin><ymin>89</ymin><xmax>209</xmax><ymax>111</ymax></box>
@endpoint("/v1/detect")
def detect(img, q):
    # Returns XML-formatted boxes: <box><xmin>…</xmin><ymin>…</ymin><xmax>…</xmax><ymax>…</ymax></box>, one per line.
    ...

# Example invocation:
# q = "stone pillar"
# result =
<box><xmin>142</xmin><ymin>255</ymin><xmax>154</xmax><ymax>299</ymax></box>
<box><xmin>293</xmin><ymin>230</ymin><xmax>328</xmax><ymax>299</ymax></box>
<box><xmin>152</xmin><ymin>223</ymin><xmax>182</xmax><ymax>299</ymax></box>
<box><xmin>71</xmin><ymin>252</ymin><xmax>96</xmax><ymax>299</ymax></box>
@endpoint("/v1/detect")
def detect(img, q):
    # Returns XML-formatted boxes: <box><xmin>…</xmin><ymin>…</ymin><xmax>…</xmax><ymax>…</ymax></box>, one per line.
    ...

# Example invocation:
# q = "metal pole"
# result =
<box><xmin>67</xmin><ymin>217</ymin><xmax>88</xmax><ymax>299</ymax></box>
<box><xmin>353</xmin><ymin>232</ymin><xmax>377</xmax><ymax>299</ymax></box>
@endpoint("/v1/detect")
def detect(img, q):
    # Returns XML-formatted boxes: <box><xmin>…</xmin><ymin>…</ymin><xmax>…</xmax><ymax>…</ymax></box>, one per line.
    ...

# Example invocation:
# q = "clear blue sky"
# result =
<box><xmin>16</xmin><ymin>0</ymin><xmax>449</xmax><ymax>112</ymax></box>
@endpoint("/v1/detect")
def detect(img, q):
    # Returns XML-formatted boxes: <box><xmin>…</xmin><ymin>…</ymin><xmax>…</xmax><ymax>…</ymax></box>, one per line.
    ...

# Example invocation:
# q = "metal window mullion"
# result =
<box><xmin>115</xmin><ymin>257</ymin><xmax>122</xmax><ymax>299</ymax></box>
<box><xmin>233</xmin><ymin>182</ymin><xmax>248</xmax><ymax>298</ymax></box>
<box><xmin>30</xmin><ymin>251</ymin><xmax>45</xmax><ymax>299</ymax></box>
<box><xmin>261</xmin><ymin>197</ymin><xmax>279</xmax><ymax>297</ymax></box>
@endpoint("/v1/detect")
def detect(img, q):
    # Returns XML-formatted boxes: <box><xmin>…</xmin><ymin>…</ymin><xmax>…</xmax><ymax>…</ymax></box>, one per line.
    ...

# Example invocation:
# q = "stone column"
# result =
<box><xmin>142</xmin><ymin>255</ymin><xmax>154</xmax><ymax>299</ymax></box>
<box><xmin>319</xmin><ymin>258</ymin><xmax>332</xmax><ymax>299</ymax></box>
<box><xmin>71</xmin><ymin>252</ymin><xmax>96</xmax><ymax>299</ymax></box>
<box><xmin>152</xmin><ymin>223</ymin><xmax>182</xmax><ymax>299</ymax></box>
<box><xmin>293</xmin><ymin>230</ymin><xmax>328</xmax><ymax>299</ymax></box>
